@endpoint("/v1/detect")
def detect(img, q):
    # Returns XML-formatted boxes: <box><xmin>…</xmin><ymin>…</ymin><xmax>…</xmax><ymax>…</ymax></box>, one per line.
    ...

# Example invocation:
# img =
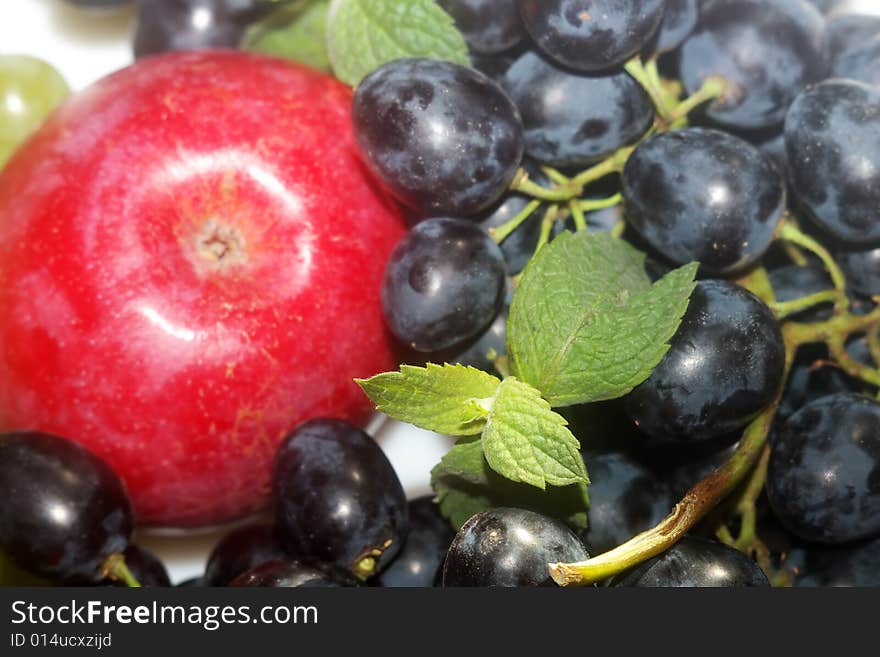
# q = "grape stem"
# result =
<box><xmin>101</xmin><ymin>553</ymin><xmax>142</xmax><ymax>588</ymax></box>
<box><xmin>489</xmin><ymin>199</ymin><xmax>543</xmax><ymax>244</ymax></box>
<box><xmin>569</xmin><ymin>200</ymin><xmax>587</xmax><ymax>232</ymax></box>
<box><xmin>624</xmin><ymin>57</ymin><xmax>672</xmax><ymax>119</ymax></box>
<box><xmin>778</xmin><ymin>219</ymin><xmax>848</xmax><ymax>313</ymax></box>
<box><xmin>662</xmin><ymin>75</ymin><xmax>727</xmax><ymax>128</ymax></box>
<box><xmin>770</xmin><ymin>290</ymin><xmax>839</xmax><ymax>320</ymax></box>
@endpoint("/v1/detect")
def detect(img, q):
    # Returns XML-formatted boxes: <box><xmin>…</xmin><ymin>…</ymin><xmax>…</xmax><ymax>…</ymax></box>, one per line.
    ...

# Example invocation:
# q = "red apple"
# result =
<box><xmin>0</xmin><ymin>51</ymin><xmax>405</xmax><ymax>527</ymax></box>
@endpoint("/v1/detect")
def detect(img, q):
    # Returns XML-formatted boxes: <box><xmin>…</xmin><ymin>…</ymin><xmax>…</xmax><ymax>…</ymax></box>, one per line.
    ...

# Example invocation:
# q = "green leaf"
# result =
<box><xmin>508</xmin><ymin>232</ymin><xmax>699</xmax><ymax>407</ymax></box>
<box><xmin>482</xmin><ymin>377</ymin><xmax>588</xmax><ymax>489</ymax></box>
<box><xmin>431</xmin><ymin>439</ymin><xmax>590</xmax><ymax>531</ymax></box>
<box><xmin>356</xmin><ymin>363</ymin><xmax>501</xmax><ymax>436</ymax></box>
<box><xmin>326</xmin><ymin>0</ymin><xmax>470</xmax><ymax>86</ymax></box>
<box><xmin>245</xmin><ymin>0</ymin><xmax>331</xmax><ymax>73</ymax></box>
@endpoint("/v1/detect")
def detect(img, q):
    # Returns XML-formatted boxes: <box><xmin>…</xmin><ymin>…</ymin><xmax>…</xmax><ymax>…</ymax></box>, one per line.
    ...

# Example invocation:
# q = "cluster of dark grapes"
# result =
<box><xmin>1</xmin><ymin>421</ymin><xmax>452</xmax><ymax>587</ymax></box>
<box><xmin>349</xmin><ymin>0</ymin><xmax>880</xmax><ymax>587</ymax></box>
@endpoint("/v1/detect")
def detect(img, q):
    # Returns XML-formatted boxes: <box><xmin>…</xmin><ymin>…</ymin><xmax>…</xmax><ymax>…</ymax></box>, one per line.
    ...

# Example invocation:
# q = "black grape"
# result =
<box><xmin>442</xmin><ymin>507</ymin><xmax>588</xmax><ymax>587</ymax></box>
<box><xmin>502</xmin><ymin>50</ymin><xmax>655</xmax><ymax>168</ymax></box>
<box><xmin>273</xmin><ymin>419</ymin><xmax>409</xmax><ymax>579</ymax></box>
<box><xmin>767</xmin><ymin>393</ymin><xmax>880</xmax><ymax>544</ymax></box>
<box><xmin>613</xmin><ymin>536</ymin><xmax>769</xmax><ymax>586</ymax></box>
<box><xmin>785</xmin><ymin>79</ymin><xmax>880</xmax><ymax>244</ymax></box>
<box><xmin>518</xmin><ymin>0</ymin><xmax>666</xmax><ymax>72</ymax></box>
<box><xmin>679</xmin><ymin>0</ymin><xmax>828</xmax><ymax>130</ymax></box>
<box><xmin>622</xmin><ymin>128</ymin><xmax>785</xmax><ymax>275</ymax></box>
<box><xmin>625</xmin><ymin>280</ymin><xmax>786</xmax><ymax>443</ymax></box>
<box><xmin>0</xmin><ymin>432</ymin><xmax>133</xmax><ymax>580</ymax></box>
<box><xmin>353</xmin><ymin>58</ymin><xmax>524</xmax><ymax>217</ymax></box>
<box><xmin>381</xmin><ymin>218</ymin><xmax>507</xmax><ymax>353</ymax></box>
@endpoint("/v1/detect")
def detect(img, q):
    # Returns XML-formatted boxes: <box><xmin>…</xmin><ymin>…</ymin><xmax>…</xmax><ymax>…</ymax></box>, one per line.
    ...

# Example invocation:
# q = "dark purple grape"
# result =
<box><xmin>837</xmin><ymin>246</ymin><xmax>880</xmax><ymax>299</ymax></box>
<box><xmin>381</xmin><ymin>218</ymin><xmax>507</xmax><ymax>352</ymax></box>
<box><xmin>133</xmin><ymin>1</ymin><xmax>275</xmax><ymax>58</ymax></box>
<box><xmin>679</xmin><ymin>0</ymin><xmax>828</xmax><ymax>130</ymax></box>
<box><xmin>518</xmin><ymin>0</ymin><xmax>666</xmax><ymax>72</ymax></box>
<box><xmin>580</xmin><ymin>452</ymin><xmax>673</xmax><ymax>555</ymax></box>
<box><xmin>768</xmin><ymin>262</ymin><xmax>834</xmax><ymax>322</ymax></box>
<box><xmin>204</xmin><ymin>523</ymin><xmax>287</xmax><ymax>586</ymax></box>
<box><xmin>768</xmin><ymin>393</ymin><xmax>880</xmax><ymax>544</ymax></box>
<box><xmin>442</xmin><ymin>507</ymin><xmax>589</xmax><ymax>587</ymax></box>
<box><xmin>0</xmin><ymin>432</ymin><xmax>133</xmax><ymax>580</ymax></box>
<box><xmin>790</xmin><ymin>537</ymin><xmax>880</xmax><ymax>586</ymax></box>
<box><xmin>655</xmin><ymin>0</ymin><xmax>699</xmax><ymax>54</ymax></box>
<box><xmin>826</xmin><ymin>13</ymin><xmax>880</xmax><ymax>60</ymax></box>
<box><xmin>273</xmin><ymin>419</ymin><xmax>408</xmax><ymax>580</ymax></box>
<box><xmin>502</xmin><ymin>50</ymin><xmax>654</xmax><ymax>168</ymax></box>
<box><xmin>830</xmin><ymin>34</ymin><xmax>880</xmax><ymax>87</ymax></box>
<box><xmin>785</xmin><ymin>80</ymin><xmax>880</xmax><ymax>244</ymax></box>
<box><xmin>353</xmin><ymin>58</ymin><xmax>524</xmax><ymax>218</ymax></box>
<box><xmin>231</xmin><ymin>559</ymin><xmax>355</xmax><ymax>587</ymax></box>
<box><xmin>625</xmin><ymin>280</ymin><xmax>786</xmax><ymax>443</ymax></box>
<box><xmin>622</xmin><ymin>128</ymin><xmax>786</xmax><ymax>275</ymax></box>
<box><xmin>377</xmin><ymin>497</ymin><xmax>455</xmax><ymax>588</ymax></box>
<box><xmin>438</xmin><ymin>0</ymin><xmax>526</xmax><ymax>54</ymax></box>
<box><xmin>613</xmin><ymin>536</ymin><xmax>769</xmax><ymax>586</ymax></box>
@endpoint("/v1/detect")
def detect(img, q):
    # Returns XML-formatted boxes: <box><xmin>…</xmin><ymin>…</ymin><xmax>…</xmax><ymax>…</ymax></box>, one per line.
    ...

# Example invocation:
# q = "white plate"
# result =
<box><xmin>1</xmin><ymin>0</ymin><xmax>877</xmax><ymax>584</ymax></box>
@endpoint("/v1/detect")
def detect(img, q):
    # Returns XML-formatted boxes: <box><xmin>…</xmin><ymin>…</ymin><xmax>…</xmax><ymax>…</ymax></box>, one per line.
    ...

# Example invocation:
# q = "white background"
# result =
<box><xmin>0</xmin><ymin>0</ymin><xmax>877</xmax><ymax>583</ymax></box>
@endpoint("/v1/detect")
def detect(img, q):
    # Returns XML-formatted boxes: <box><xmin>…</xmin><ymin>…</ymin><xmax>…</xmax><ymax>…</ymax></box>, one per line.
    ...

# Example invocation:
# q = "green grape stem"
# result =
<box><xmin>101</xmin><ymin>553</ymin><xmax>142</xmax><ymax>588</ymax></box>
<box><xmin>662</xmin><ymin>75</ymin><xmax>728</xmax><ymax>128</ymax></box>
<box><xmin>778</xmin><ymin>219</ymin><xmax>848</xmax><ymax>312</ymax></box>
<box><xmin>489</xmin><ymin>198</ymin><xmax>543</xmax><ymax>244</ymax></box>
<box><xmin>624</xmin><ymin>57</ymin><xmax>671</xmax><ymax>119</ymax></box>
<box><xmin>770</xmin><ymin>290</ymin><xmax>840</xmax><ymax>320</ymax></box>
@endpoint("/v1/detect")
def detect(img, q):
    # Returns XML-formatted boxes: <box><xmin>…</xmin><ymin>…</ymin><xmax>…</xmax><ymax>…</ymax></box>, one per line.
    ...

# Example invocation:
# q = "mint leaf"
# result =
<box><xmin>508</xmin><ymin>232</ymin><xmax>698</xmax><ymax>407</ymax></box>
<box><xmin>431</xmin><ymin>439</ymin><xmax>590</xmax><ymax>530</ymax></box>
<box><xmin>482</xmin><ymin>377</ymin><xmax>587</xmax><ymax>489</ymax></box>
<box><xmin>356</xmin><ymin>363</ymin><xmax>501</xmax><ymax>436</ymax></box>
<box><xmin>327</xmin><ymin>0</ymin><xmax>470</xmax><ymax>86</ymax></box>
<box><xmin>245</xmin><ymin>0</ymin><xmax>331</xmax><ymax>73</ymax></box>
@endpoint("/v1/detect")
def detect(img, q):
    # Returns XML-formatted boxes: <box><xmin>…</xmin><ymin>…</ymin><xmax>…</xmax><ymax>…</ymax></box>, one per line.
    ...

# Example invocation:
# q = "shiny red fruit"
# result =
<box><xmin>0</xmin><ymin>51</ymin><xmax>405</xmax><ymax>527</ymax></box>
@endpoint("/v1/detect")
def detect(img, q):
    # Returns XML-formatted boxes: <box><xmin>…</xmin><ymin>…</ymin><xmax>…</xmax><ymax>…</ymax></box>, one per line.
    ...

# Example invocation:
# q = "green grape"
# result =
<box><xmin>0</xmin><ymin>55</ymin><xmax>71</xmax><ymax>169</ymax></box>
